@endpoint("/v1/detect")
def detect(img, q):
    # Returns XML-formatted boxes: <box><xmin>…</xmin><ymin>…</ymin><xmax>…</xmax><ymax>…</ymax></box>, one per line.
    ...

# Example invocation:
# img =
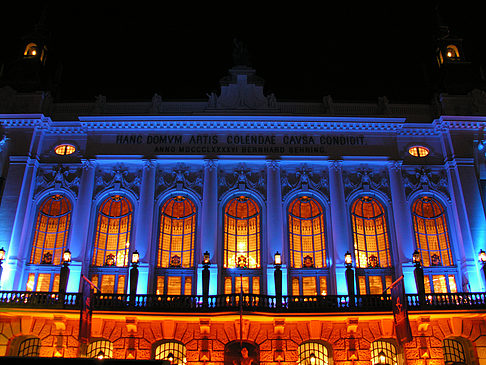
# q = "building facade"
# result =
<box><xmin>2</xmin><ymin>23</ymin><xmax>486</xmax><ymax>364</ymax></box>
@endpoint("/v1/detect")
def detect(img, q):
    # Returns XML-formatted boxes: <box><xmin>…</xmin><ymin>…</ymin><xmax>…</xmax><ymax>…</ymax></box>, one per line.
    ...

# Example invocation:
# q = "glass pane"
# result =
<box><xmin>292</xmin><ymin>277</ymin><xmax>300</xmax><ymax>296</ymax></box>
<box><xmin>252</xmin><ymin>277</ymin><xmax>260</xmax><ymax>294</ymax></box>
<box><xmin>26</xmin><ymin>273</ymin><xmax>36</xmax><ymax>291</ymax></box>
<box><xmin>235</xmin><ymin>276</ymin><xmax>250</xmax><ymax>294</ymax></box>
<box><xmin>302</xmin><ymin>277</ymin><xmax>317</xmax><ymax>296</ymax></box>
<box><xmin>448</xmin><ymin>275</ymin><xmax>457</xmax><ymax>293</ymax></box>
<box><xmin>319</xmin><ymin>276</ymin><xmax>327</xmax><ymax>295</ymax></box>
<box><xmin>156</xmin><ymin>276</ymin><xmax>165</xmax><ymax>295</ymax></box>
<box><xmin>424</xmin><ymin>276</ymin><xmax>431</xmax><ymax>294</ymax></box>
<box><xmin>184</xmin><ymin>277</ymin><xmax>192</xmax><ymax>295</ymax></box>
<box><xmin>432</xmin><ymin>275</ymin><xmax>448</xmax><ymax>293</ymax></box>
<box><xmin>167</xmin><ymin>276</ymin><xmax>182</xmax><ymax>295</ymax></box>
<box><xmin>101</xmin><ymin>275</ymin><xmax>115</xmax><ymax>294</ymax></box>
<box><xmin>369</xmin><ymin>276</ymin><xmax>383</xmax><ymax>295</ymax></box>
<box><xmin>358</xmin><ymin>276</ymin><xmax>367</xmax><ymax>295</ymax></box>
<box><xmin>224</xmin><ymin>277</ymin><xmax>232</xmax><ymax>294</ymax></box>
<box><xmin>36</xmin><ymin>273</ymin><xmax>51</xmax><ymax>292</ymax></box>
<box><xmin>117</xmin><ymin>275</ymin><xmax>126</xmax><ymax>294</ymax></box>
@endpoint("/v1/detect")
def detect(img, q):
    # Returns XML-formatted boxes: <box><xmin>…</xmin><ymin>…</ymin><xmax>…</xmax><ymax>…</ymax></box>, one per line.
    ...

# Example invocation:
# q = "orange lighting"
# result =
<box><xmin>408</xmin><ymin>146</ymin><xmax>429</xmax><ymax>157</ymax></box>
<box><xmin>54</xmin><ymin>144</ymin><xmax>76</xmax><ymax>155</ymax></box>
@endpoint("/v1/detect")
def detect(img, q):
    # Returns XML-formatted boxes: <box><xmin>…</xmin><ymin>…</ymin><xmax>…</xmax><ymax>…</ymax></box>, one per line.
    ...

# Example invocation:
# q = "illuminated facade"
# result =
<box><xmin>2</xmin><ymin>22</ymin><xmax>486</xmax><ymax>364</ymax></box>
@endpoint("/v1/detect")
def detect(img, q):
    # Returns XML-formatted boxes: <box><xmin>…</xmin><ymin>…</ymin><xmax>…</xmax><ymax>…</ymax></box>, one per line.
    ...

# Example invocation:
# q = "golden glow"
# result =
<box><xmin>351</xmin><ymin>196</ymin><xmax>391</xmax><ymax>268</ymax></box>
<box><xmin>224</xmin><ymin>196</ymin><xmax>260</xmax><ymax>269</ymax></box>
<box><xmin>158</xmin><ymin>196</ymin><xmax>196</xmax><ymax>268</ymax></box>
<box><xmin>30</xmin><ymin>195</ymin><xmax>72</xmax><ymax>265</ymax></box>
<box><xmin>446</xmin><ymin>44</ymin><xmax>459</xmax><ymax>58</ymax></box>
<box><xmin>408</xmin><ymin>145</ymin><xmax>429</xmax><ymax>157</ymax></box>
<box><xmin>412</xmin><ymin>196</ymin><xmax>452</xmax><ymax>267</ymax></box>
<box><xmin>92</xmin><ymin>195</ymin><xmax>133</xmax><ymax>267</ymax></box>
<box><xmin>54</xmin><ymin>144</ymin><xmax>76</xmax><ymax>155</ymax></box>
<box><xmin>288</xmin><ymin>196</ymin><xmax>326</xmax><ymax>268</ymax></box>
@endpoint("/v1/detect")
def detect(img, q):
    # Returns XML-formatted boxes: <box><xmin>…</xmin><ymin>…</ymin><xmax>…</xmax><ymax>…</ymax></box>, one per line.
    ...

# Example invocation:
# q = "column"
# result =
<box><xmin>447</xmin><ymin>159</ymin><xmax>485</xmax><ymax>291</ymax></box>
<box><xmin>266</xmin><ymin>160</ymin><xmax>286</xmax><ymax>296</ymax></box>
<box><xmin>387</xmin><ymin>161</ymin><xmax>416</xmax><ymax>293</ymax></box>
<box><xmin>68</xmin><ymin>160</ymin><xmax>96</xmax><ymax>292</ymax></box>
<box><xmin>132</xmin><ymin>160</ymin><xmax>156</xmax><ymax>294</ymax></box>
<box><xmin>197</xmin><ymin>159</ymin><xmax>218</xmax><ymax>295</ymax></box>
<box><xmin>0</xmin><ymin>156</ymin><xmax>39</xmax><ymax>290</ymax></box>
<box><xmin>328</xmin><ymin>160</ymin><xmax>352</xmax><ymax>295</ymax></box>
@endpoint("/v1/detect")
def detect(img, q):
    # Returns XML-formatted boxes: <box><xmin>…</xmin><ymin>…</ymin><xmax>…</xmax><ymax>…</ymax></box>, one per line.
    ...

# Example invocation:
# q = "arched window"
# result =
<box><xmin>370</xmin><ymin>340</ymin><xmax>397</xmax><ymax>365</ymax></box>
<box><xmin>17</xmin><ymin>337</ymin><xmax>40</xmax><ymax>357</ymax></box>
<box><xmin>30</xmin><ymin>194</ymin><xmax>72</xmax><ymax>265</ymax></box>
<box><xmin>288</xmin><ymin>196</ymin><xmax>328</xmax><ymax>296</ymax></box>
<box><xmin>351</xmin><ymin>196</ymin><xmax>393</xmax><ymax>295</ymax></box>
<box><xmin>224</xmin><ymin>196</ymin><xmax>261</xmax><ymax>269</ymax></box>
<box><xmin>298</xmin><ymin>341</ymin><xmax>330</xmax><ymax>365</ymax></box>
<box><xmin>155</xmin><ymin>195</ymin><xmax>196</xmax><ymax>295</ymax></box>
<box><xmin>158</xmin><ymin>196</ymin><xmax>196</xmax><ymax>268</ymax></box>
<box><xmin>92</xmin><ymin>195</ymin><xmax>133</xmax><ymax>268</ymax></box>
<box><xmin>412</xmin><ymin>196</ymin><xmax>452</xmax><ymax>267</ymax></box>
<box><xmin>154</xmin><ymin>341</ymin><xmax>186</xmax><ymax>363</ymax></box>
<box><xmin>412</xmin><ymin>196</ymin><xmax>456</xmax><ymax>293</ymax></box>
<box><xmin>223</xmin><ymin>195</ymin><xmax>261</xmax><ymax>295</ymax></box>
<box><xmin>443</xmin><ymin>338</ymin><xmax>467</xmax><ymax>365</ymax></box>
<box><xmin>87</xmin><ymin>340</ymin><xmax>113</xmax><ymax>359</ymax></box>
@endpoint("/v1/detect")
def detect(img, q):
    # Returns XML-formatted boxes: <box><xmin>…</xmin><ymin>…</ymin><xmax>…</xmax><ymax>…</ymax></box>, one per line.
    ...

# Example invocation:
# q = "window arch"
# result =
<box><xmin>351</xmin><ymin>196</ymin><xmax>391</xmax><ymax>269</ymax></box>
<box><xmin>154</xmin><ymin>341</ymin><xmax>186</xmax><ymax>363</ymax></box>
<box><xmin>443</xmin><ymin>338</ymin><xmax>467</xmax><ymax>365</ymax></box>
<box><xmin>298</xmin><ymin>341</ymin><xmax>330</xmax><ymax>365</ymax></box>
<box><xmin>412</xmin><ymin>196</ymin><xmax>453</xmax><ymax>267</ymax></box>
<box><xmin>17</xmin><ymin>337</ymin><xmax>40</xmax><ymax>357</ymax></box>
<box><xmin>370</xmin><ymin>340</ymin><xmax>397</xmax><ymax>365</ymax></box>
<box><xmin>30</xmin><ymin>194</ymin><xmax>72</xmax><ymax>265</ymax></box>
<box><xmin>92</xmin><ymin>195</ymin><xmax>133</xmax><ymax>267</ymax></box>
<box><xmin>223</xmin><ymin>195</ymin><xmax>261</xmax><ymax>269</ymax></box>
<box><xmin>86</xmin><ymin>339</ymin><xmax>113</xmax><ymax>359</ymax></box>
<box><xmin>288</xmin><ymin>196</ymin><xmax>327</xmax><ymax>269</ymax></box>
<box><xmin>157</xmin><ymin>195</ymin><xmax>196</xmax><ymax>268</ymax></box>
<box><xmin>351</xmin><ymin>196</ymin><xmax>393</xmax><ymax>295</ymax></box>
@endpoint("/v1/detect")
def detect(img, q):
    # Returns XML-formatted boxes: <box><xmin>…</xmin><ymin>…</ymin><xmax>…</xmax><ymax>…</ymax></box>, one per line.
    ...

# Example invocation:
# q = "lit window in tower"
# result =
<box><xmin>157</xmin><ymin>196</ymin><xmax>196</xmax><ymax>268</ymax></box>
<box><xmin>412</xmin><ymin>196</ymin><xmax>453</xmax><ymax>267</ymax></box>
<box><xmin>351</xmin><ymin>196</ymin><xmax>391</xmax><ymax>269</ymax></box>
<box><xmin>30</xmin><ymin>194</ymin><xmax>72</xmax><ymax>265</ymax></box>
<box><xmin>223</xmin><ymin>196</ymin><xmax>261</xmax><ymax>269</ymax></box>
<box><xmin>92</xmin><ymin>195</ymin><xmax>133</xmax><ymax>267</ymax></box>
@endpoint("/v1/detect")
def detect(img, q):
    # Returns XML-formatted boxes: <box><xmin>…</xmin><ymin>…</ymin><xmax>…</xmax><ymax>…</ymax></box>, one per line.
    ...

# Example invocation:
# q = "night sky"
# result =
<box><xmin>1</xmin><ymin>2</ymin><xmax>485</xmax><ymax>104</ymax></box>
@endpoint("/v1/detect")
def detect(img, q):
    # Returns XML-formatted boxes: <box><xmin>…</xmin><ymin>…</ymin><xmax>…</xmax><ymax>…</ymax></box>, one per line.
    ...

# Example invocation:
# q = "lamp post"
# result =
<box><xmin>129</xmin><ymin>250</ymin><xmax>139</xmax><ymax>306</ymax></box>
<box><xmin>202</xmin><ymin>251</ymin><xmax>210</xmax><ymax>308</ymax></box>
<box><xmin>274</xmin><ymin>251</ymin><xmax>282</xmax><ymax>308</ymax></box>
<box><xmin>0</xmin><ymin>247</ymin><xmax>5</xmax><ymax>286</ymax></box>
<box><xmin>345</xmin><ymin>251</ymin><xmax>355</xmax><ymax>307</ymax></box>
<box><xmin>413</xmin><ymin>250</ymin><xmax>426</xmax><ymax>306</ymax></box>
<box><xmin>59</xmin><ymin>249</ymin><xmax>71</xmax><ymax>302</ymax></box>
<box><xmin>479</xmin><ymin>249</ymin><xmax>486</xmax><ymax>291</ymax></box>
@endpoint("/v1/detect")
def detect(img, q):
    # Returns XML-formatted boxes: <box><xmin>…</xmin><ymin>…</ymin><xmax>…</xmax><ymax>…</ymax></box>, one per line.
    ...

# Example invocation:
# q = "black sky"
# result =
<box><xmin>1</xmin><ymin>2</ymin><xmax>485</xmax><ymax>104</ymax></box>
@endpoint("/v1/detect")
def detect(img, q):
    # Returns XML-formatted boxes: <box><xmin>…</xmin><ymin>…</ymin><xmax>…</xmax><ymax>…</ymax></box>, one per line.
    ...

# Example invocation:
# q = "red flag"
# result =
<box><xmin>78</xmin><ymin>275</ymin><xmax>99</xmax><ymax>346</ymax></box>
<box><xmin>390</xmin><ymin>276</ymin><xmax>413</xmax><ymax>345</ymax></box>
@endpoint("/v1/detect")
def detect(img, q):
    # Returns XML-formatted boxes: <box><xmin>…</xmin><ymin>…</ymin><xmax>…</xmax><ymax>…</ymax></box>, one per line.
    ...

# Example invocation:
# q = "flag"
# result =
<box><xmin>78</xmin><ymin>275</ymin><xmax>98</xmax><ymax>346</ymax></box>
<box><xmin>390</xmin><ymin>276</ymin><xmax>413</xmax><ymax>345</ymax></box>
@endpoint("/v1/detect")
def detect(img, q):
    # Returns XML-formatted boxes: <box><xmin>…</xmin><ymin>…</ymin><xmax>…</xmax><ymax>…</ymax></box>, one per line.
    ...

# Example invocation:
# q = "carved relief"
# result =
<box><xmin>34</xmin><ymin>164</ymin><xmax>81</xmax><ymax>199</ymax></box>
<box><xmin>402</xmin><ymin>166</ymin><xmax>449</xmax><ymax>200</ymax></box>
<box><xmin>281</xmin><ymin>164</ymin><xmax>328</xmax><ymax>199</ymax></box>
<box><xmin>94</xmin><ymin>164</ymin><xmax>142</xmax><ymax>197</ymax></box>
<box><xmin>156</xmin><ymin>162</ymin><xmax>203</xmax><ymax>198</ymax></box>
<box><xmin>218</xmin><ymin>163</ymin><xmax>266</xmax><ymax>197</ymax></box>
<box><xmin>343</xmin><ymin>166</ymin><xmax>390</xmax><ymax>198</ymax></box>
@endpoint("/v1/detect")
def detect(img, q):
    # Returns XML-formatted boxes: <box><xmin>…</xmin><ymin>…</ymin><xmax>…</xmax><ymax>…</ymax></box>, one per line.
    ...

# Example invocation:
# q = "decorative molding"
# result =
<box><xmin>34</xmin><ymin>164</ymin><xmax>81</xmax><ymax>199</ymax></box>
<box><xmin>94</xmin><ymin>163</ymin><xmax>142</xmax><ymax>197</ymax></box>
<box><xmin>402</xmin><ymin>166</ymin><xmax>450</xmax><ymax>201</ymax></box>
<box><xmin>218</xmin><ymin>163</ymin><xmax>266</xmax><ymax>197</ymax></box>
<box><xmin>156</xmin><ymin>163</ymin><xmax>203</xmax><ymax>198</ymax></box>
<box><xmin>343</xmin><ymin>166</ymin><xmax>389</xmax><ymax>198</ymax></box>
<box><xmin>281</xmin><ymin>164</ymin><xmax>328</xmax><ymax>199</ymax></box>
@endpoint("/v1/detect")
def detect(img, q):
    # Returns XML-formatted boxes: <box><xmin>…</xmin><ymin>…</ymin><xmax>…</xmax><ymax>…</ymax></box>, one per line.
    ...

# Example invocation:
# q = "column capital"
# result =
<box><xmin>142</xmin><ymin>159</ymin><xmax>156</xmax><ymax>169</ymax></box>
<box><xmin>204</xmin><ymin>159</ymin><xmax>218</xmax><ymax>171</ymax></box>
<box><xmin>329</xmin><ymin>160</ymin><xmax>343</xmax><ymax>172</ymax></box>
<box><xmin>387</xmin><ymin>160</ymin><xmax>403</xmax><ymax>171</ymax></box>
<box><xmin>81</xmin><ymin>159</ymin><xmax>97</xmax><ymax>170</ymax></box>
<box><xmin>266</xmin><ymin>159</ymin><xmax>281</xmax><ymax>170</ymax></box>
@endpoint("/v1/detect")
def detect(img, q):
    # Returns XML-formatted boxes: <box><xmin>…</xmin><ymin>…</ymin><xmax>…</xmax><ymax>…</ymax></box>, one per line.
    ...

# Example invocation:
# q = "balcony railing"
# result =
<box><xmin>0</xmin><ymin>291</ymin><xmax>485</xmax><ymax>312</ymax></box>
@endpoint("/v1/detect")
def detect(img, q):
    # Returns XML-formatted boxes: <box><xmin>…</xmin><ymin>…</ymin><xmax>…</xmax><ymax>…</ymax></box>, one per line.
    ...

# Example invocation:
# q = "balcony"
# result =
<box><xmin>1</xmin><ymin>291</ymin><xmax>485</xmax><ymax>313</ymax></box>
